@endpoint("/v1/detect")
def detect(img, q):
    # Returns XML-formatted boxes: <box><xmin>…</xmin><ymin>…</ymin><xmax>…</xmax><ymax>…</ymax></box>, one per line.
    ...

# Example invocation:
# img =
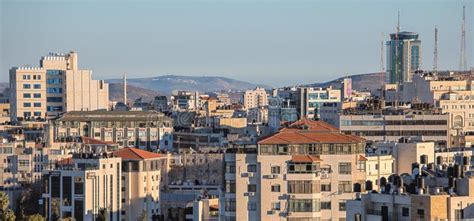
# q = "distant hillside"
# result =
<box><xmin>106</xmin><ymin>75</ymin><xmax>269</xmax><ymax>94</ymax></box>
<box><xmin>109</xmin><ymin>83</ymin><xmax>164</xmax><ymax>103</ymax></box>
<box><xmin>309</xmin><ymin>72</ymin><xmax>385</xmax><ymax>92</ymax></box>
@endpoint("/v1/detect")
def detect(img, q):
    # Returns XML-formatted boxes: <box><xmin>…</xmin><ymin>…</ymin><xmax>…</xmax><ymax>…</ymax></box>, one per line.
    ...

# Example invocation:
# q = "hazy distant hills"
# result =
<box><xmin>106</xmin><ymin>75</ymin><xmax>269</xmax><ymax>94</ymax></box>
<box><xmin>309</xmin><ymin>72</ymin><xmax>386</xmax><ymax>92</ymax></box>
<box><xmin>109</xmin><ymin>83</ymin><xmax>164</xmax><ymax>103</ymax></box>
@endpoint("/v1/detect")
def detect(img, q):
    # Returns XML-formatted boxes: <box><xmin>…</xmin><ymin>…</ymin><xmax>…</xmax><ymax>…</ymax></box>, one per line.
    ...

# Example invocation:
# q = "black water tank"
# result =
<box><xmin>447</xmin><ymin>166</ymin><xmax>454</xmax><ymax>177</ymax></box>
<box><xmin>436</xmin><ymin>156</ymin><xmax>443</xmax><ymax>165</ymax></box>
<box><xmin>380</xmin><ymin>177</ymin><xmax>387</xmax><ymax>187</ymax></box>
<box><xmin>365</xmin><ymin>180</ymin><xmax>373</xmax><ymax>191</ymax></box>
<box><xmin>449</xmin><ymin>177</ymin><xmax>456</xmax><ymax>189</ymax></box>
<box><xmin>420</xmin><ymin>155</ymin><xmax>428</xmax><ymax>164</ymax></box>
<box><xmin>463</xmin><ymin>156</ymin><xmax>470</xmax><ymax>165</ymax></box>
<box><xmin>354</xmin><ymin>183</ymin><xmax>361</xmax><ymax>193</ymax></box>
<box><xmin>454</xmin><ymin>164</ymin><xmax>462</xmax><ymax>178</ymax></box>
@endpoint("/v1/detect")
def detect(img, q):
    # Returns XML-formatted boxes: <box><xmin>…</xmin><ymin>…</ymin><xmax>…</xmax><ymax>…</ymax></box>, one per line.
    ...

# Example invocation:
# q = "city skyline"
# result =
<box><xmin>1</xmin><ymin>0</ymin><xmax>473</xmax><ymax>87</ymax></box>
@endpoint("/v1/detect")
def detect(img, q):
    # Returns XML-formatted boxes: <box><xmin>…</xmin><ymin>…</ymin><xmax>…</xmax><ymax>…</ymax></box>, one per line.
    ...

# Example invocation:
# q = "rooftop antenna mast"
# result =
<box><xmin>394</xmin><ymin>11</ymin><xmax>401</xmax><ymax>83</ymax></box>
<box><xmin>459</xmin><ymin>5</ymin><xmax>467</xmax><ymax>71</ymax></box>
<box><xmin>380</xmin><ymin>32</ymin><xmax>385</xmax><ymax>73</ymax></box>
<box><xmin>433</xmin><ymin>26</ymin><xmax>439</xmax><ymax>73</ymax></box>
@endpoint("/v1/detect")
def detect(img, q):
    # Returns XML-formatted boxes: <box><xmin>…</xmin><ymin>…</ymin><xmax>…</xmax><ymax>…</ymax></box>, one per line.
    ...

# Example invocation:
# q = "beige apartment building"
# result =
<box><xmin>347</xmin><ymin>177</ymin><xmax>474</xmax><ymax>221</ymax></box>
<box><xmin>9</xmin><ymin>51</ymin><xmax>109</xmax><ymax>121</ymax></box>
<box><xmin>113</xmin><ymin>147</ymin><xmax>166</xmax><ymax>221</ymax></box>
<box><xmin>223</xmin><ymin>119</ymin><xmax>367</xmax><ymax>221</ymax></box>
<box><xmin>50</xmin><ymin>110</ymin><xmax>173</xmax><ymax>151</ymax></box>
<box><xmin>438</xmin><ymin>91</ymin><xmax>474</xmax><ymax>137</ymax></box>
<box><xmin>9</xmin><ymin>67</ymin><xmax>47</xmax><ymax>121</ymax></box>
<box><xmin>243</xmin><ymin>87</ymin><xmax>268</xmax><ymax>109</ymax></box>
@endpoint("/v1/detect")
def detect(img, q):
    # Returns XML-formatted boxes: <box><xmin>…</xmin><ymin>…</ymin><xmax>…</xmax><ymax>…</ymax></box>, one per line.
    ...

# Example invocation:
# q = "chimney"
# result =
<box><xmin>123</xmin><ymin>74</ymin><xmax>127</xmax><ymax>105</ymax></box>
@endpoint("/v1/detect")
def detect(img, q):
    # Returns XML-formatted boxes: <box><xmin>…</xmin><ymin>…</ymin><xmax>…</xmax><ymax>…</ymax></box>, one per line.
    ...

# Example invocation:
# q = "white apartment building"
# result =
<box><xmin>171</xmin><ymin>91</ymin><xmax>200</xmax><ymax>110</ymax></box>
<box><xmin>243</xmin><ymin>87</ymin><xmax>268</xmax><ymax>110</ymax></box>
<box><xmin>9</xmin><ymin>51</ymin><xmax>109</xmax><ymax>122</ymax></box>
<box><xmin>222</xmin><ymin>119</ymin><xmax>367</xmax><ymax>221</ymax></box>
<box><xmin>337</xmin><ymin>106</ymin><xmax>449</xmax><ymax>147</ymax></box>
<box><xmin>42</xmin><ymin>155</ymin><xmax>123</xmax><ymax>221</ymax></box>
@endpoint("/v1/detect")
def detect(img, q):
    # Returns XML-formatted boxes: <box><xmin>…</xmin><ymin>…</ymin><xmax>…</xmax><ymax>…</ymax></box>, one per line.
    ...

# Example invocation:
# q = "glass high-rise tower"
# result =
<box><xmin>386</xmin><ymin>31</ymin><xmax>421</xmax><ymax>84</ymax></box>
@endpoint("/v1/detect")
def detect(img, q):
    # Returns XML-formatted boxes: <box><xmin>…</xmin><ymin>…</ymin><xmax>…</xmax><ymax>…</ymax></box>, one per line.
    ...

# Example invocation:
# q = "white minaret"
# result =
<box><xmin>123</xmin><ymin>74</ymin><xmax>127</xmax><ymax>105</ymax></box>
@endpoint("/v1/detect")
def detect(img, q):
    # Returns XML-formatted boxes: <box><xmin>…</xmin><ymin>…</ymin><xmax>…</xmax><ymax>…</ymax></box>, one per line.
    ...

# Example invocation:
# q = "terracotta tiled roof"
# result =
<box><xmin>81</xmin><ymin>137</ymin><xmax>116</xmax><ymax>145</ymax></box>
<box><xmin>286</xmin><ymin>119</ymin><xmax>339</xmax><ymax>131</ymax></box>
<box><xmin>358</xmin><ymin>155</ymin><xmax>368</xmax><ymax>161</ymax></box>
<box><xmin>57</xmin><ymin>157</ymin><xmax>73</xmax><ymax>166</ymax></box>
<box><xmin>291</xmin><ymin>155</ymin><xmax>322</xmax><ymax>163</ymax></box>
<box><xmin>113</xmin><ymin>147</ymin><xmax>163</xmax><ymax>160</ymax></box>
<box><xmin>258</xmin><ymin>119</ymin><xmax>365</xmax><ymax>145</ymax></box>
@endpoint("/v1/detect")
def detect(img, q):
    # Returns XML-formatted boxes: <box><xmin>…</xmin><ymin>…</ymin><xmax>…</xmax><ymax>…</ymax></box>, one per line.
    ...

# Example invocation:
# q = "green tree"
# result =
<box><xmin>27</xmin><ymin>214</ymin><xmax>46</xmax><ymax>221</ymax></box>
<box><xmin>0</xmin><ymin>191</ymin><xmax>16</xmax><ymax>221</ymax></box>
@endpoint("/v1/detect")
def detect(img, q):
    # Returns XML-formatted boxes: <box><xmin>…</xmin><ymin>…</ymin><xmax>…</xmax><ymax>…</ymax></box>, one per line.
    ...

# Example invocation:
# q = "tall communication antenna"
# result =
<box><xmin>380</xmin><ymin>32</ymin><xmax>385</xmax><ymax>73</ymax></box>
<box><xmin>459</xmin><ymin>5</ymin><xmax>467</xmax><ymax>71</ymax></box>
<box><xmin>394</xmin><ymin>11</ymin><xmax>401</xmax><ymax>83</ymax></box>
<box><xmin>433</xmin><ymin>26</ymin><xmax>439</xmax><ymax>73</ymax></box>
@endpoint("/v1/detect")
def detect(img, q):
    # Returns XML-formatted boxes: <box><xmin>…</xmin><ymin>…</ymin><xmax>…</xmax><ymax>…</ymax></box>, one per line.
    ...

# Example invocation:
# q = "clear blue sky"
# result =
<box><xmin>1</xmin><ymin>0</ymin><xmax>472</xmax><ymax>87</ymax></box>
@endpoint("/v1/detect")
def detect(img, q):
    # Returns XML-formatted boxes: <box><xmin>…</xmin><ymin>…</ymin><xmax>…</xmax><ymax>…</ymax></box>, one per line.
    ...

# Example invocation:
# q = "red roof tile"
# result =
<box><xmin>258</xmin><ymin>120</ymin><xmax>365</xmax><ymax>145</ymax></box>
<box><xmin>113</xmin><ymin>147</ymin><xmax>163</xmax><ymax>160</ymax></box>
<box><xmin>81</xmin><ymin>137</ymin><xmax>116</xmax><ymax>145</ymax></box>
<box><xmin>358</xmin><ymin>155</ymin><xmax>368</xmax><ymax>161</ymax></box>
<box><xmin>291</xmin><ymin>155</ymin><xmax>322</xmax><ymax>163</ymax></box>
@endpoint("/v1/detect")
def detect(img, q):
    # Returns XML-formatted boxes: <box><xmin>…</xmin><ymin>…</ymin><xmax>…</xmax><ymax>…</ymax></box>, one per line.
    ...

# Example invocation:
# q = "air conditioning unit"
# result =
<box><xmin>266</xmin><ymin>174</ymin><xmax>278</xmax><ymax>179</ymax></box>
<box><xmin>246</xmin><ymin>192</ymin><xmax>256</xmax><ymax>197</ymax></box>
<box><xmin>247</xmin><ymin>172</ymin><xmax>254</xmax><ymax>177</ymax></box>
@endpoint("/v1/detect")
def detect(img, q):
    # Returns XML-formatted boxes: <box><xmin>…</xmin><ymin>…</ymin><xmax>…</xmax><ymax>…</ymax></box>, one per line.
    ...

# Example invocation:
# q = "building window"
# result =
<box><xmin>402</xmin><ymin>207</ymin><xmax>409</xmax><ymax>217</ymax></box>
<box><xmin>23</xmin><ymin>84</ymin><xmax>31</xmax><ymax>89</ymax></box>
<box><xmin>288</xmin><ymin>199</ymin><xmax>320</xmax><ymax>212</ymax></box>
<box><xmin>271</xmin><ymin>166</ymin><xmax>280</xmax><ymax>174</ymax></box>
<box><xmin>338</xmin><ymin>162</ymin><xmax>351</xmax><ymax>174</ymax></box>
<box><xmin>225</xmin><ymin>199</ymin><xmax>236</xmax><ymax>212</ymax></box>
<box><xmin>34</xmin><ymin>102</ymin><xmax>41</xmax><ymax>107</ymax></box>
<box><xmin>417</xmin><ymin>209</ymin><xmax>424</xmax><ymax>219</ymax></box>
<box><xmin>321</xmin><ymin>184</ymin><xmax>331</xmax><ymax>192</ymax></box>
<box><xmin>339</xmin><ymin>201</ymin><xmax>346</xmax><ymax>211</ymax></box>
<box><xmin>288</xmin><ymin>180</ymin><xmax>320</xmax><ymax>194</ymax></box>
<box><xmin>23</xmin><ymin>102</ymin><xmax>31</xmax><ymax>107</ymax></box>
<box><xmin>357</xmin><ymin>160</ymin><xmax>366</xmax><ymax>172</ymax></box>
<box><xmin>271</xmin><ymin>184</ymin><xmax>280</xmax><ymax>192</ymax></box>
<box><xmin>33</xmin><ymin>93</ymin><xmax>41</xmax><ymax>98</ymax></box>
<box><xmin>225</xmin><ymin>180</ymin><xmax>236</xmax><ymax>193</ymax></box>
<box><xmin>321</xmin><ymin>201</ymin><xmax>331</xmax><ymax>210</ymax></box>
<box><xmin>247</xmin><ymin>164</ymin><xmax>257</xmax><ymax>172</ymax></box>
<box><xmin>248</xmin><ymin>202</ymin><xmax>257</xmax><ymax>211</ymax></box>
<box><xmin>23</xmin><ymin>93</ymin><xmax>31</xmax><ymax>98</ymax></box>
<box><xmin>338</xmin><ymin>181</ymin><xmax>352</xmax><ymax>193</ymax></box>
<box><xmin>33</xmin><ymin>112</ymin><xmax>41</xmax><ymax>117</ymax></box>
<box><xmin>271</xmin><ymin>202</ymin><xmax>281</xmax><ymax>211</ymax></box>
<box><xmin>455</xmin><ymin>209</ymin><xmax>464</xmax><ymax>219</ymax></box>
<box><xmin>248</xmin><ymin>184</ymin><xmax>257</xmax><ymax>192</ymax></box>
<box><xmin>33</xmin><ymin>84</ymin><xmax>41</xmax><ymax>89</ymax></box>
